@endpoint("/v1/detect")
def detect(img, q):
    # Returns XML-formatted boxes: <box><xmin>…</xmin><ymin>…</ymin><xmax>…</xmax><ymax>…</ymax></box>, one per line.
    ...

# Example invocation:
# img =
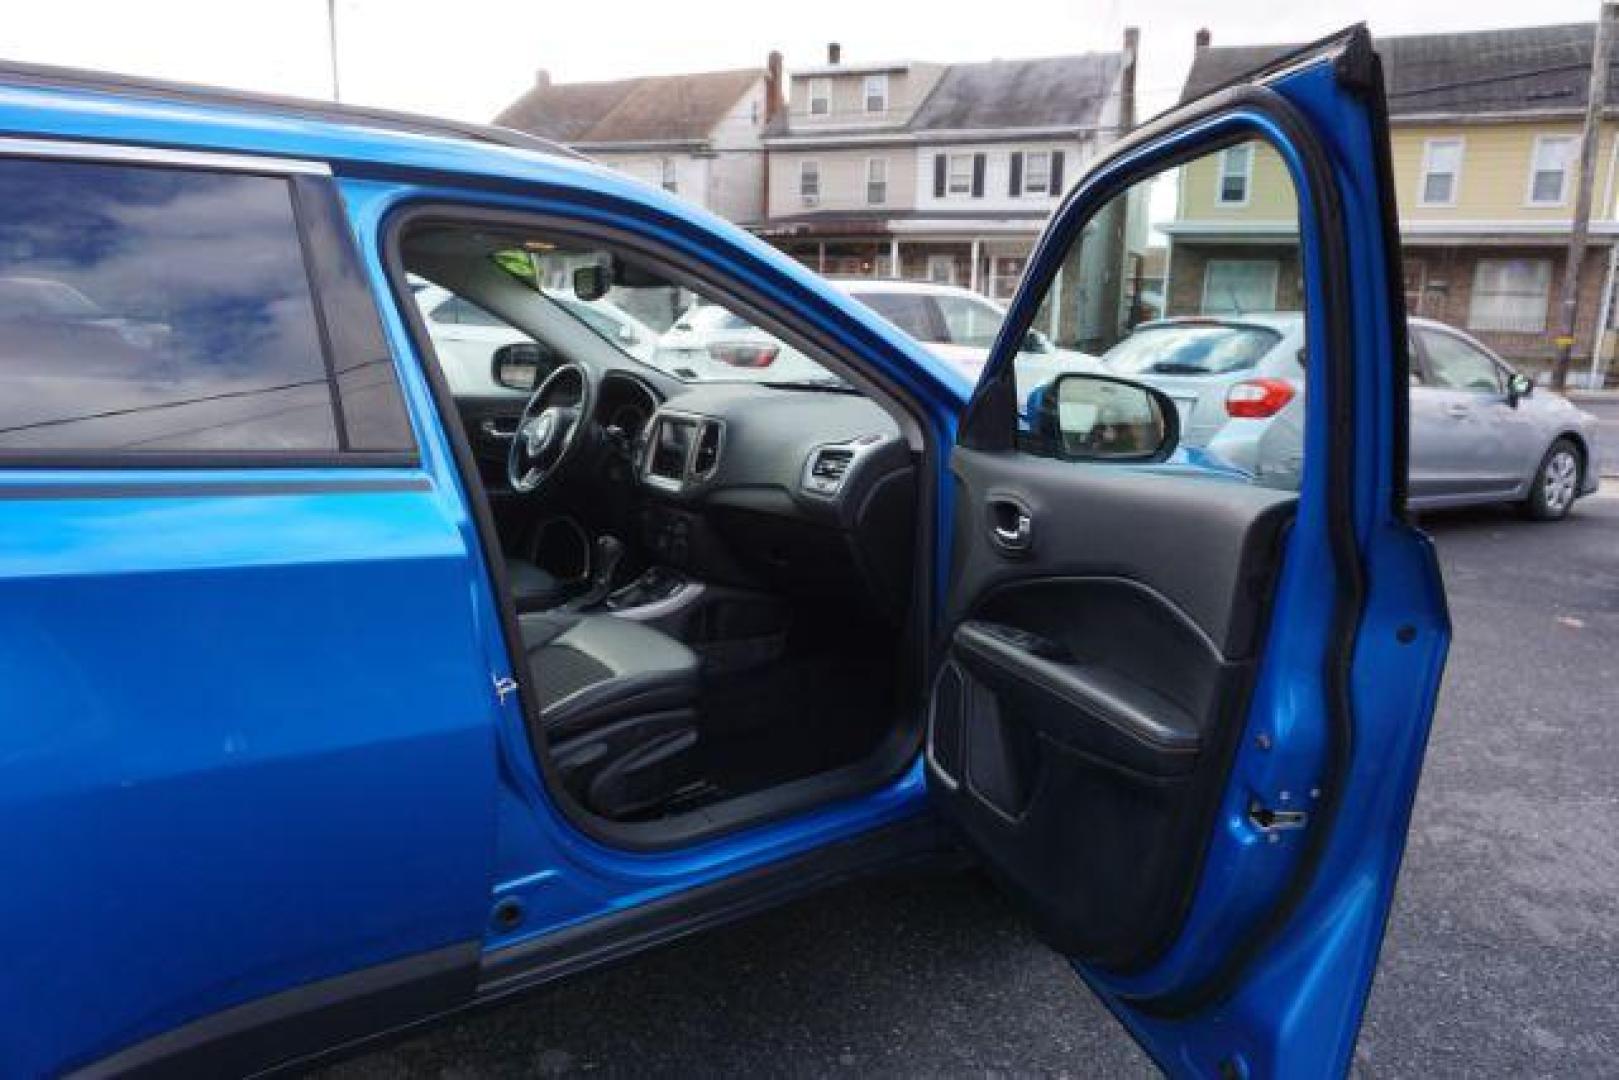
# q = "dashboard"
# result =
<box><xmin>609</xmin><ymin>377</ymin><xmax>917</xmax><ymax>619</ymax></box>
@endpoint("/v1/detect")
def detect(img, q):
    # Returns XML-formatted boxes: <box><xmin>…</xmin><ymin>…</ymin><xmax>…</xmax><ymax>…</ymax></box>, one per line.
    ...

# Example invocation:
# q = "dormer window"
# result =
<box><xmin>864</xmin><ymin>74</ymin><xmax>889</xmax><ymax>114</ymax></box>
<box><xmin>809</xmin><ymin>78</ymin><xmax>832</xmax><ymax>117</ymax></box>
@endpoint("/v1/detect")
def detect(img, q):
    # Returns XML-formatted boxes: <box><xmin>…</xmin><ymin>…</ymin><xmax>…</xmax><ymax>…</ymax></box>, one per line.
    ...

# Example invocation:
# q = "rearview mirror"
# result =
<box><xmin>1034</xmin><ymin>373</ymin><xmax>1179</xmax><ymax>462</ymax></box>
<box><xmin>572</xmin><ymin>266</ymin><xmax>609</xmax><ymax>302</ymax></box>
<box><xmin>491</xmin><ymin>342</ymin><xmax>553</xmax><ymax>392</ymax></box>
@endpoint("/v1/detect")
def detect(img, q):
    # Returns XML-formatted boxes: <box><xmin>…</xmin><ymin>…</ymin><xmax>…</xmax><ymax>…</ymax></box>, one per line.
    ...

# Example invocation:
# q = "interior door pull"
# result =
<box><xmin>990</xmin><ymin>503</ymin><xmax>1033</xmax><ymax>552</ymax></box>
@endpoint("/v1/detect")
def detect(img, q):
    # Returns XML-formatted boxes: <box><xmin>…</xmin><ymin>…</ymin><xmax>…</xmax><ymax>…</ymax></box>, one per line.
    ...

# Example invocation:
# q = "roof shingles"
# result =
<box><xmin>496</xmin><ymin>68</ymin><xmax>761</xmax><ymax>146</ymax></box>
<box><xmin>1182</xmin><ymin>23</ymin><xmax>1619</xmax><ymax>118</ymax></box>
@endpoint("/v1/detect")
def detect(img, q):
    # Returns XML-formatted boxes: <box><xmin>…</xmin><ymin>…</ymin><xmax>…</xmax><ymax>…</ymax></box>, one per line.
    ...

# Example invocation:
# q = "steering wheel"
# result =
<box><xmin>508</xmin><ymin>361</ymin><xmax>598</xmax><ymax>495</ymax></box>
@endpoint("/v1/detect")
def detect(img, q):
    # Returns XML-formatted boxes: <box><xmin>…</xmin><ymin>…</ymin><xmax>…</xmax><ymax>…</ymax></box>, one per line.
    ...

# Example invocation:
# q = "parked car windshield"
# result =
<box><xmin>493</xmin><ymin>249</ymin><xmax>851</xmax><ymax>389</ymax></box>
<box><xmin>1103</xmin><ymin>323</ymin><xmax>1282</xmax><ymax>376</ymax></box>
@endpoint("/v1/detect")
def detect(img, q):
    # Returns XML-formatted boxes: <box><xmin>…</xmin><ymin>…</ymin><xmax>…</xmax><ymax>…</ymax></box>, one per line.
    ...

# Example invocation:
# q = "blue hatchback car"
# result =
<box><xmin>0</xmin><ymin>28</ymin><xmax>1450</xmax><ymax>1079</ymax></box>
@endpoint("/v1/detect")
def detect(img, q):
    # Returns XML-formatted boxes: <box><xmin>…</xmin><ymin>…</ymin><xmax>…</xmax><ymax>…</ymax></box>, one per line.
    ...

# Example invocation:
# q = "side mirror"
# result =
<box><xmin>1034</xmin><ymin>373</ymin><xmax>1180</xmax><ymax>462</ymax></box>
<box><xmin>1507</xmin><ymin>371</ymin><xmax>1533</xmax><ymax>405</ymax></box>
<box><xmin>491</xmin><ymin>342</ymin><xmax>553</xmax><ymax>392</ymax></box>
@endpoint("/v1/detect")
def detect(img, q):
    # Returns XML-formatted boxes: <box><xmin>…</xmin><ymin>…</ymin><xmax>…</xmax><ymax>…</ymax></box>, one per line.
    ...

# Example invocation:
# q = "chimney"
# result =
<box><xmin>765</xmin><ymin>50</ymin><xmax>785</xmax><ymax>121</ymax></box>
<box><xmin>1194</xmin><ymin>28</ymin><xmax>1211</xmax><ymax>51</ymax></box>
<box><xmin>1123</xmin><ymin>26</ymin><xmax>1140</xmax><ymax>61</ymax></box>
<box><xmin>534</xmin><ymin>69</ymin><xmax>552</xmax><ymax>89</ymax></box>
<box><xmin>827</xmin><ymin>42</ymin><xmax>842</xmax><ymax>65</ymax></box>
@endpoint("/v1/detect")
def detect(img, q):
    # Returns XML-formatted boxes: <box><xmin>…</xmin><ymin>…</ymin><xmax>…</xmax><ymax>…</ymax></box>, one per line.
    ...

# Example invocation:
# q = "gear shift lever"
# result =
<box><xmin>568</xmin><ymin>535</ymin><xmax>625</xmax><ymax>611</ymax></box>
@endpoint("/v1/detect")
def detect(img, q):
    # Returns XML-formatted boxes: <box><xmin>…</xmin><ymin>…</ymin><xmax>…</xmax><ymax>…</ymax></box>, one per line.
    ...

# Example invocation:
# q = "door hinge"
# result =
<box><xmin>1248</xmin><ymin>799</ymin><xmax>1308</xmax><ymax>839</ymax></box>
<box><xmin>493</xmin><ymin>675</ymin><xmax>520</xmax><ymax>705</ymax></box>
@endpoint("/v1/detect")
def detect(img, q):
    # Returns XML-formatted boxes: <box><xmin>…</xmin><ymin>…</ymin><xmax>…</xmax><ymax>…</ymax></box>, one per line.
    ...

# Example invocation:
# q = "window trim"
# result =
<box><xmin>1526</xmin><ymin>134</ymin><xmax>1576</xmax><ymax>207</ymax></box>
<box><xmin>863</xmin><ymin>73</ymin><xmax>889</xmax><ymax>115</ymax></box>
<box><xmin>0</xmin><ymin>138</ymin><xmax>418</xmax><ymax>470</ymax></box>
<box><xmin>799</xmin><ymin>159</ymin><xmax>821</xmax><ymax>205</ymax></box>
<box><xmin>946</xmin><ymin>153</ymin><xmax>974</xmax><ymax>197</ymax></box>
<box><xmin>1216</xmin><ymin>144</ymin><xmax>1253</xmax><ymax>207</ymax></box>
<box><xmin>1417</xmin><ymin>136</ymin><xmax>1463</xmax><ymax>208</ymax></box>
<box><xmin>866</xmin><ymin>156</ymin><xmax>887</xmax><ymax>205</ymax></box>
<box><xmin>808</xmin><ymin>77</ymin><xmax>832</xmax><ymax>117</ymax></box>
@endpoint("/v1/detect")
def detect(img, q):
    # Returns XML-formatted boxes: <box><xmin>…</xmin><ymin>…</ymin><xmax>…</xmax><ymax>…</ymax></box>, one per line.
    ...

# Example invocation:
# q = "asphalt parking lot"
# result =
<box><xmin>327</xmin><ymin>488</ymin><xmax>1619</xmax><ymax>1079</ymax></box>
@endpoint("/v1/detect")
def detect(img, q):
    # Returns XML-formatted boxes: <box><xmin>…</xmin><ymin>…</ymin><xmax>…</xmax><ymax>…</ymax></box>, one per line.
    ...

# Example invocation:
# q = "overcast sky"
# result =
<box><xmin>1</xmin><ymin>0</ymin><xmax>1607</xmax><ymax>124</ymax></box>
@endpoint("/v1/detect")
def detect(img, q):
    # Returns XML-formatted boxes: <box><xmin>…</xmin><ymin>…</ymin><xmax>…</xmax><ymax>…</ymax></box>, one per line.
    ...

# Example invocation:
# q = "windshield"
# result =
<box><xmin>496</xmin><ymin>247</ymin><xmax>850</xmax><ymax>389</ymax></box>
<box><xmin>1103</xmin><ymin>323</ymin><xmax>1282</xmax><ymax>377</ymax></box>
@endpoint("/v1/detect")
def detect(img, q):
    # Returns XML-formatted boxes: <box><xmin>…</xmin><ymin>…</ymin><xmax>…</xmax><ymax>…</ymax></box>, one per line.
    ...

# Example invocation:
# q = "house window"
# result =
<box><xmin>808</xmin><ymin>78</ymin><xmax>831</xmax><ymax>117</ymax></box>
<box><xmin>947</xmin><ymin>154</ymin><xmax>974</xmax><ymax>196</ymax></box>
<box><xmin>863</xmin><ymin>74</ymin><xmax>889</xmax><ymax>114</ymax></box>
<box><xmin>660</xmin><ymin>158</ymin><xmax>678</xmax><ymax>194</ymax></box>
<box><xmin>1217</xmin><ymin>145</ymin><xmax>1252</xmax><ymax>206</ymax></box>
<box><xmin>1528</xmin><ymin>135</ymin><xmax>1576</xmax><ymax>205</ymax></box>
<box><xmin>1023</xmin><ymin>151</ymin><xmax>1052</xmax><ymax>195</ymax></box>
<box><xmin>799</xmin><ymin>160</ymin><xmax>821</xmax><ymax>205</ymax></box>
<box><xmin>927</xmin><ymin>254</ymin><xmax>957</xmax><ymax>284</ymax></box>
<box><xmin>1202</xmin><ymin>259</ymin><xmax>1278</xmax><ymax>314</ymax></box>
<box><xmin>1468</xmin><ymin>258</ymin><xmax>1551</xmax><ymax>332</ymax></box>
<box><xmin>866</xmin><ymin>157</ymin><xmax>888</xmax><ymax>204</ymax></box>
<box><xmin>1419</xmin><ymin>138</ymin><xmax>1463</xmax><ymax>206</ymax></box>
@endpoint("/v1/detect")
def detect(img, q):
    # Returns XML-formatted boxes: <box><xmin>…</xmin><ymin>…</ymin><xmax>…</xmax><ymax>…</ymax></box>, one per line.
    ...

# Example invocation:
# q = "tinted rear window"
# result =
<box><xmin>0</xmin><ymin>157</ymin><xmax>412</xmax><ymax>456</ymax></box>
<box><xmin>1103</xmin><ymin>324</ymin><xmax>1283</xmax><ymax>377</ymax></box>
<box><xmin>854</xmin><ymin>291</ymin><xmax>939</xmax><ymax>341</ymax></box>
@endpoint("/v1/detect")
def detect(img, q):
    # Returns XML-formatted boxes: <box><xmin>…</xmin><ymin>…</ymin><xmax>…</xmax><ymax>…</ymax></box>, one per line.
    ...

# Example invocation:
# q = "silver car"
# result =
<box><xmin>1103</xmin><ymin>314</ymin><xmax>1601</xmax><ymax>520</ymax></box>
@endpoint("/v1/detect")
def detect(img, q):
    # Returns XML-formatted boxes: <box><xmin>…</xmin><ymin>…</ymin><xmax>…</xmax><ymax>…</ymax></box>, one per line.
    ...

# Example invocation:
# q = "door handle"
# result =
<box><xmin>1445</xmin><ymin>403</ymin><xmax>1470</xmax><ymax>418</ymax></box>
<box><xmin>989</xmin><ymin>500</ymin><xmax>1033</xmax><ymax>552</ymax></box>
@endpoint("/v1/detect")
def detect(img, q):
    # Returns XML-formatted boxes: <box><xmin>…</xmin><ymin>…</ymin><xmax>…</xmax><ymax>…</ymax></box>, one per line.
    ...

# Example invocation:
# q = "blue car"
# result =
<box><xmin>0</xmin><ymin>28</ymin><xmax>1449</xmax><ymax>1079</ymax></box>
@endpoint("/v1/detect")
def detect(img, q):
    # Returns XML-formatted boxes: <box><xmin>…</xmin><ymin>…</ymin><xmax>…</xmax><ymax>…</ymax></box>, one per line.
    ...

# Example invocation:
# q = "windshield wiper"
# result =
<box><xmin>760</xmin><ymin>375</ymin><xmax>857</xmax><ymax>392</ymax></box>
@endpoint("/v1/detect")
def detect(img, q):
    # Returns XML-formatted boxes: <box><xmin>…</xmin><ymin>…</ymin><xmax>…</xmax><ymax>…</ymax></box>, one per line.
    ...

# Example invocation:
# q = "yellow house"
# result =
<box><xmin>1172</xmin><ymin>23</ymin><xmax>1619</xmax><ymax>373</ymax></box>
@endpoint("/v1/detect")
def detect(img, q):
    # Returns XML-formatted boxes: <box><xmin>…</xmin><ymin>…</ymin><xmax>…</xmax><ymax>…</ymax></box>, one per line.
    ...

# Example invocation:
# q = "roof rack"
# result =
<box><xmin>0</xmin><ymin>56</ymin><xmax>584</xmax><ymax>160</ymax></box>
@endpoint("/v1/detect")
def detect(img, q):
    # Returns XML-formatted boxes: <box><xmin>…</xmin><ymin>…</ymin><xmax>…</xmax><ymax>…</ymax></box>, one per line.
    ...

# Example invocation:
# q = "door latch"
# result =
<box><xmin>1248</xmin><ymin>800</ymin><xmax>1307</xmax><ymax>834</ymax></box>
<box><xmin>493</xmin><ymin>675</ymin><xmax>520</xmax><ymax>705</ymax></box>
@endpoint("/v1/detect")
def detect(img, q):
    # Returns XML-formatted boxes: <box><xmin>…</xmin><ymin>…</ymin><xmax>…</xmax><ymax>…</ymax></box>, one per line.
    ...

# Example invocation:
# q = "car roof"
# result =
<box><xmin>0</xmin><ymin>58</ymin><xmax>700</xmax><ymax>211</ymax></box>
<box><xmin>1134</xmin><ymin>312</ymin><xmax>1304</xmax><ymax>334</ymax></box>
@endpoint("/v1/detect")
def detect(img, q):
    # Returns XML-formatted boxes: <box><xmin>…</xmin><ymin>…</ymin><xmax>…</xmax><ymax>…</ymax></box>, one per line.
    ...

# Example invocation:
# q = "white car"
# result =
<box><xmin>1108</xmin><ymin>313</ymin><xmax>1602</xmax><ymax>519</ymax></box>
<box><xmin>835</xmin><ymin>279</ymin><xmax>1104</xmax><ymax>409</ymax></box>
<box><xmin>413</xmin><ymin>283</ymin><xmax>658</xmax><ymax>395</ymax></box>
<box><xmin>650</xmin><ymin>302</ymin><xmax>830</xmax><ymax>383</ymax></box>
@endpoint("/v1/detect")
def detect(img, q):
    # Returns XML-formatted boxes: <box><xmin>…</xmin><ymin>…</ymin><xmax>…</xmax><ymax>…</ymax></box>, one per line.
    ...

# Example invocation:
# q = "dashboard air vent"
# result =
<box><xmin>804</xmin><ymin>446</ymin><xmax>856</xmax><ymax>495</ymax></box>
<box><xmin>693</xmin><ymin>420</ymin><xmax>723</xmax><ymax>478</ymax></box>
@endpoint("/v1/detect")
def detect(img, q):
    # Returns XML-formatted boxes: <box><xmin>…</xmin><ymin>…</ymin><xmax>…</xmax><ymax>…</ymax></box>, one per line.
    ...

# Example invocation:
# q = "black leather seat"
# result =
<box><xmin>507</xmin><ymin>558</ymin><xmax>574</xmax><ymax>612</ymax></box>
<box><xmin>520</xmin><ymin>612</ymin><xmax>699</xmax><ymax>739</ymax></box>
<box><xmin>521</xmin><ymin>612</ymin><xmax>703</xmax><ymax>818</ymax></box>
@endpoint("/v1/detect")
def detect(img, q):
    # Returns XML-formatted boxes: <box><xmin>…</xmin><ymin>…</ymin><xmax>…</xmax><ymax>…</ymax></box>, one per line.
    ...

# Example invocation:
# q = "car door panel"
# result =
<box><xmin>936</xmin><ymin>449</ymin><xmax>1293</xmax><ymax>968</ymax></box>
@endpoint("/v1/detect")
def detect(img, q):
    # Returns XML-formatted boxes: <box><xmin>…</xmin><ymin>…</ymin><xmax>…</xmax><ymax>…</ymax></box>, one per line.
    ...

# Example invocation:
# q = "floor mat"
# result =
<box><xmin>696</xmin><ymin>649</ymin><xmax>898</xmax><ymax>796</ymax></box>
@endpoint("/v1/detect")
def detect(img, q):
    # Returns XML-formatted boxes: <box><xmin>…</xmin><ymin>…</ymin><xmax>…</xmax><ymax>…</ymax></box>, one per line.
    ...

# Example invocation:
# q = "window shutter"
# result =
<box><xmin>1009</xmin><ymin>152</ymin><xmax>1023</xmax><ymax>197</ymax></box>
<box><xmin>1049</xmin><ymin>151</ymin><xmax>1065</xmax><ymax>194</ymax></box>
<box><xmin>934</xmin><ymin>154</ymin><xmax>947</xmax><ymax>198</ymax></box>
<box><xmin>971</xmin><ymin>153</ymin><xmax>986</xmax><ymax>197</ymax></box>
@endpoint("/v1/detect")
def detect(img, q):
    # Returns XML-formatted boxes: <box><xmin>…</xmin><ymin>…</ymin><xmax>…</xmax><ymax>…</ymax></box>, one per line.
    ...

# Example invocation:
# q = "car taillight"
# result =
<box><xmin>1225</xmin><ymin>378</ymin><xmax>1296</xmax><ymax>418</ymax></box>
<box><xmin>708</xmin><ymin>343</ymin><xmax>778</xmax><ymax>368</ymax></box>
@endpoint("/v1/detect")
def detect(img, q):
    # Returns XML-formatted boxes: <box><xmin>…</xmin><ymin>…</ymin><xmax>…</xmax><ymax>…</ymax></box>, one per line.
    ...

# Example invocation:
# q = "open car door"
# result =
<box><xmin>928</xmin><ymin>27</ymin><xmax>1450</xmax><ymax>1077</ymax></box>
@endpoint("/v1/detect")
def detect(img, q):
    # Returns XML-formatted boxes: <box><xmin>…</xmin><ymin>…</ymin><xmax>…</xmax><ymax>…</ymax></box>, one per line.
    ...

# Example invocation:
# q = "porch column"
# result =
<box><xmin>969</xmin><ymin>238</ymin><xmax>982</xmax><ymax>292</ymax></box>
<box><xmin>1049</xmin><ymin>267</ymin><xmax>1063</xmax><ymax>336</ymax></box>
<box><xmin>889</xmin><ymin>237</ymin><xmax>900</xmax><ymax>279</ymax></box>
<box><xmin>817</xmin><ymin>241</ymin><xmax>826</xmax><ymax>274</ymax></box>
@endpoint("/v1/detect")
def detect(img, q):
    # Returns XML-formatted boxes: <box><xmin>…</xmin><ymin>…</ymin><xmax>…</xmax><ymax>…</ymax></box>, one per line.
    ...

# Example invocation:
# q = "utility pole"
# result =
<box><xmin>1552</xmin><ymin>0</ymin><xmax>1619</xmax><ymax>390</ymax></box>
<box><xmin>327</xmin><ymin>0</ymin><xmax>341</xmax><ymax>103</ymax></box>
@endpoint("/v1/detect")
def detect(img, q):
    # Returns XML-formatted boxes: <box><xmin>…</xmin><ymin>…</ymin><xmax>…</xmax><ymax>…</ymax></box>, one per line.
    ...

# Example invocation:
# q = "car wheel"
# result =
<box><xmin>1522</xmin><ymin>437</ymin><xmax>1582</xmax><ymax>521</ymax></box>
